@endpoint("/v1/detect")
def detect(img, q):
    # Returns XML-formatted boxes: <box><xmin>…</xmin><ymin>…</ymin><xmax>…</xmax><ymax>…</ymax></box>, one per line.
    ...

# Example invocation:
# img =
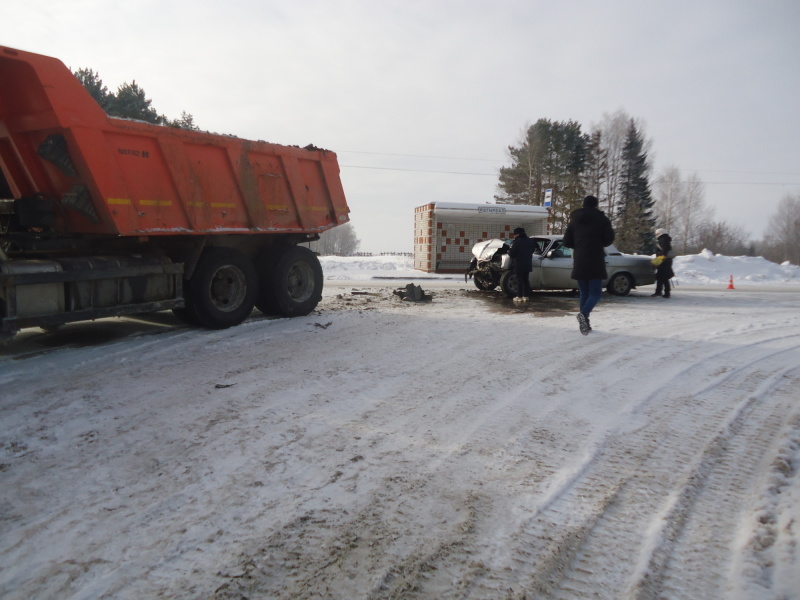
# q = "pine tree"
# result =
<box><xmin>72</xmin><ymin>68</ymin><xmax>113</xmax><ymax>111</ymax></box>
<box><xmin>73</xmin><ymin>67</ymin><xmax>198</xmax><ymax>130</ymax></box>
<box><xmin>583</xmin><ymin>129</ymin><xmax>607</xmax><ymax>200</ymax></box>
<box><xmin>615</xmin><ymin>120</ymin><xmax>656</xmax><ymax>253</ymax></box>
<box><xmin>496</xmin><ymin>120</ymin><xmax>549</xmax><ymax>206</ymax></box>
<box><xmin>109</xmin><ymin>81</ymin><xmax>162</xmax><ymax>124</ymax></box>
<box><xmin>496</xmin><ymin>119</ymin><xmax>589</xmax><ymax>231</ymax></box>
<box><xmin>167</xmin><ymin>111</ymin><xmax>200</xmax><ymax>131</ymax></box>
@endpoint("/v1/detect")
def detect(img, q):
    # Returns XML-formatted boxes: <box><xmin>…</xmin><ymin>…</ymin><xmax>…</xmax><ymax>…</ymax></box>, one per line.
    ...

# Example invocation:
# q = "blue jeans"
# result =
<box><xmin>577</xmin><ymin>279</ymin><xmax>603</xmax><ymax>317</ymax></box>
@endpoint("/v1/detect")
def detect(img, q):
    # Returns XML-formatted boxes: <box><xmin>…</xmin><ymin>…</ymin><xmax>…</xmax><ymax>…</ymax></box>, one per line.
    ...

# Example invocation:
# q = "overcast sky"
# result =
<box><xmin>3</xmin><ymin>0</ymin><xmax>798</xmax><ymax>252</ymax></box>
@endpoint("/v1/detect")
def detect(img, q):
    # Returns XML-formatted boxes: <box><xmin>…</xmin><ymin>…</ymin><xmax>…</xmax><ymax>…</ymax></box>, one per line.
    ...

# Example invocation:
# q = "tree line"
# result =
<box><xmin>73</xmin><ymin>67</ymin><xmax>199</xmax><ymax>130</ymax></box>
<box><xmin>496</xmin><ymin>110</ymin><xmax>799</xmax><ymax>265</ymax></box>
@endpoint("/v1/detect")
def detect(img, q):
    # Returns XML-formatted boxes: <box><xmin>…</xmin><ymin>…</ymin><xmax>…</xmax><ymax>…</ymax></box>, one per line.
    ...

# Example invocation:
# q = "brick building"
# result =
<box><xmin>414</xmin><ymin>202</ymin><xmax>549</xmax><ymax>273</ymax></box>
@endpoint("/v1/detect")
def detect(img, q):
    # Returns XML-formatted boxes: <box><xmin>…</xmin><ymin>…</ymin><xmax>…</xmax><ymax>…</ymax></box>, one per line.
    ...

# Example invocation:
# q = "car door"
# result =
<box><xmin>528</xmin><ymin>238</ymin><xmax>549</xmax><ymax>289</ymax></box>
<box><xmin>540</xmin><ymin>240</ymin><xmax>576</xmax><ymax>289</ymax></box>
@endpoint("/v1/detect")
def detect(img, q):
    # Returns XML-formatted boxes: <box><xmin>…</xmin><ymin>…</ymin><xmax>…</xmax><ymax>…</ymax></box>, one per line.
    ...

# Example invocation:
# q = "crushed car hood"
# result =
<box><xmin>471</xmin><ymin>239</ymin><xmax>509</xmax><ymax>261</ymax></box>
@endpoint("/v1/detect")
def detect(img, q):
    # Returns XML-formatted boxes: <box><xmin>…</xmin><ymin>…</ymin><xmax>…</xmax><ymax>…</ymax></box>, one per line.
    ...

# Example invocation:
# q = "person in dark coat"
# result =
<box><xmin>653</xmin><ymin>228</ymin><xmax>674</xmax><ymax>298</ymax></box>
<box><xmin>508</xmin><ymin>227</ymin><xmax>537</xmax><ymax>302</ymax></box>
<box><xmin>563</xmin><ymin>195</ymin><xmax>615</xmax><ymax>334</ymax></box>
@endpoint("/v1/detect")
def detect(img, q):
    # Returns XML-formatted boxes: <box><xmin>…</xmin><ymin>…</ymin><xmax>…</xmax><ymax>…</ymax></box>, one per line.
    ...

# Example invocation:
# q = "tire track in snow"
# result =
<box><xmin>212</xmin><ymin>324</ymin><xmax>800</xmax><ymax>600</ymax></box>
<box><xmin>643</xmin><ymin>371</ymin><xmax>800</xmax><ymax>600</ymax></box>
<box><xmin>403</xmin><ymin>331</ymin><xmax>800</xmax><ymax>598</ymax></box>
<box><xmin>521</xmin><ymin>337</ymin><xmax>800</xmax><ymax>599</ymax></box>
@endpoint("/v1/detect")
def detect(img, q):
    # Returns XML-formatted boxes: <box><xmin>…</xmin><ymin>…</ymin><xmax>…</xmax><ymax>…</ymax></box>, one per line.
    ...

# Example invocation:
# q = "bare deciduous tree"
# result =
<box><xmin>663</xmin><ymin>172</ymin><xmax>713</xmax><ymax>254</ymax></box>
<box><xmin>653</xmin><ymin>165</ymin><xmax>683</xmax><ymax>234</ymax></box>
<box><xmin>761</xmin><ymin>192</ymin><xmax>800</xmax><ymax>265</ymax></box>
<box><xmin>694</xmin><ymin>220</ymin><xmax>751</xmax><ymax>256</ymax></box>
<box><xmin>307</xmin><ymin>222</ymin><xmax>360</xmax><ymax>256</ymax></box>
<box><xmin>591</xmin><ymin>109</ymin><xmax>653</xmax><ymax>222</ymax></box>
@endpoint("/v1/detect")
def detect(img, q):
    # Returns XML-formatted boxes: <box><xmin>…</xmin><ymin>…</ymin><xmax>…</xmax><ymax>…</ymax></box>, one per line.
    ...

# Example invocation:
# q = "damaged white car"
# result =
<box><xmin>466</xmin><ymin>235</ymin><xmax>656</xmax><ymax>297</ymax></box>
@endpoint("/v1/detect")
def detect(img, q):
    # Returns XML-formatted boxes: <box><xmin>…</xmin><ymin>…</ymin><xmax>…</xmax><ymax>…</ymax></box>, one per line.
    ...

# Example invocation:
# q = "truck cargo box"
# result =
<box><xmin>0</xmin><ymin>45</ymin><xmax>349</xmax><ymax>237</ymax></box>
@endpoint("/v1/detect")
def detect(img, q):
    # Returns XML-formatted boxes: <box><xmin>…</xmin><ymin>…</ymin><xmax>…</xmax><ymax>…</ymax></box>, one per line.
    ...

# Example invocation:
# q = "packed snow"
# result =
<box><xmin>321</xmin><ymin>248</ymin><xmax>800</xmax><ymax>287</ymax></box>
<box><xmin>1</xmin><ymin>249</ymin><xmax>798</xmax><ymax>599</ymax></box>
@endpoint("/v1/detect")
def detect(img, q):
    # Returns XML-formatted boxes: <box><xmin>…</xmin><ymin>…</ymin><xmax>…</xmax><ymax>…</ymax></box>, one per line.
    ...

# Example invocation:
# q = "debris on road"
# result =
<box><xmin>393</xmin><ymin>283</ymin><xmax>432</xmax><ymax>302</ymax></box>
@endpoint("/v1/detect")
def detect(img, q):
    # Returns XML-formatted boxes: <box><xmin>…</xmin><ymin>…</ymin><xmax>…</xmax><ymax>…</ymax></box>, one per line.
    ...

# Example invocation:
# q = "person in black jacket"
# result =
<box><xmin>563</xmin><ymin>195</ymin><xmax>615</xmax><ymax>334</ymax></box>
<box><xmin>508</xmin><ymin>227</ymin><xmax>537</xmax><ymax>302</ymax></box>
<box><xmin>653</xmin><ymin>228</ymin><xmax>674</xmax><ymax>298</ymax></box>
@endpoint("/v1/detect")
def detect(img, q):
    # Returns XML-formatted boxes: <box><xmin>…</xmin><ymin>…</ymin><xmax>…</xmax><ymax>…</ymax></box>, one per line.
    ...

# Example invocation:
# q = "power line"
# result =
<box><xmin>696</xmin><ymin>181</ymin><xmax>800</xmax><ymax>186</ymax></box>
<box><xmin>681</xmin><ymin>168</ymin><xmax>800</xmax><ymax>177</ymax></box>
<box><xmin>337</xmin><ymin>150</ymin><xmax>800</xmax><ymax>178</ymax></box>
<box><xmin>338</xmin><ymin>150</ymin><xmax>502</xmax><ymax>162</ymax></box>
<box><xmin>340</xmin><ymin>163</ymin><xmax>800</xmax><ymax>185</ymax></box>
<box><xmin>340</xmin><ymin>164</ymin><xmax>497</xmax><ymax>176</ymax></box>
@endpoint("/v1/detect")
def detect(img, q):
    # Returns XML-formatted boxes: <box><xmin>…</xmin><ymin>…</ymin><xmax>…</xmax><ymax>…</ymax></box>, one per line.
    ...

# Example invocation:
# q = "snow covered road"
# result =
<box><xmin>1</xmin><ymin>283</ymin><xmax>799</xmax><ymax>599</ymax></box>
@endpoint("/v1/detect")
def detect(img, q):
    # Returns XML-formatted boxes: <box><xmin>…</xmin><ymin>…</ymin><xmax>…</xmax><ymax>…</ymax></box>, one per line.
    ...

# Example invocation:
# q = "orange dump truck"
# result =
<box><xmin>0</xmin><ymin>45</ymin><xmax>349</xmax><ymax>339</ymax></box>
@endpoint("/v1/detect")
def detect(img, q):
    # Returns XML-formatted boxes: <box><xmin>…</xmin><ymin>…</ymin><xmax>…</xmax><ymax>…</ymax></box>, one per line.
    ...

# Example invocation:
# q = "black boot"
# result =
<box><xmin>577</xmin><ymin>313</ymin><xmax>590</xmax><ymax>335</ymax></box>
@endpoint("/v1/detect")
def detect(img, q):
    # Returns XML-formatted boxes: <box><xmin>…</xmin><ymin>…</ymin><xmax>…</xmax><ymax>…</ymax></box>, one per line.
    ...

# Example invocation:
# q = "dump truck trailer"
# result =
<box><xmin>0</xmin><ymin>45</ymin><xmax>349</xmax><ymax>340</ymax></box>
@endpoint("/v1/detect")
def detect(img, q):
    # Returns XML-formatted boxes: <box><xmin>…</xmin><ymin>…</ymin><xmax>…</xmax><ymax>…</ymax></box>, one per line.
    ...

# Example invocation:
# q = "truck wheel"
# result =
<box><xmin>266</xmin><ymin>246</ymin><xmax>323</xmax><ymax>317</ymax></box>
<box><xmin>473</xmin><ymin>273</ymin><xmax>496</xmax><ymax>291</ymax></box>
<box><xmin>499</xmin><ymin>271</ymin><xmax>519</xmax><ymax>298</ymax></box>
<box><xmin>607</xmin><ymin>272</ymin><xmax>633</xmax><ymax>296</ymax></box>
<box><xmin>187</xmin><ymin>248</ymin><xmax>257</xmax><ymax>328</ymax></box>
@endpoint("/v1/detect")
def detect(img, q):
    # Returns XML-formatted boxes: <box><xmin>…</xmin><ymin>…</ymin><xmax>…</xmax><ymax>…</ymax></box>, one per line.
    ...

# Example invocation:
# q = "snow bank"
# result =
<box><xmin>321</xmin><ymin>250</ymin><xmax>800</xmax><ymax>286</ymax></box>
<box><xmin>674</xmin><ymin>249</ymin><xmax>800</xmax><ymax>286</ymax></box>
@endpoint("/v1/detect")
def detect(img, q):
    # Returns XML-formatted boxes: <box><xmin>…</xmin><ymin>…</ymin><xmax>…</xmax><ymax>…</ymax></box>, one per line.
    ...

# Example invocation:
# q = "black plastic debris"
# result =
<box><xmin>393</xmin><ymin>283</ymin><xmax>432</xmax><ymax>302</ymax></box>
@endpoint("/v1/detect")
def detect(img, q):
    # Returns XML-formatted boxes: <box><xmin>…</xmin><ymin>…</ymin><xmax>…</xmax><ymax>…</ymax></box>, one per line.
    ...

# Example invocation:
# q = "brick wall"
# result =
<box><xmin>413</xmin><ymin>204</ymin><xmax>548</xmax><ymax>273</ymax></box>
<box><xmin>413</xmin><ymin>203</ymin><xmax>436</xmax><ymax>272</ymax></box>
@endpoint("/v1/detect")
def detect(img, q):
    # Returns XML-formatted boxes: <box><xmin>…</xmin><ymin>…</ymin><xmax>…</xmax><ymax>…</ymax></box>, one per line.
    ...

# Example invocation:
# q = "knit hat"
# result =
<box><xmin>655</xmin><ymin>228</ymin><xmax>667</xmax><ymax>236</ymax></box>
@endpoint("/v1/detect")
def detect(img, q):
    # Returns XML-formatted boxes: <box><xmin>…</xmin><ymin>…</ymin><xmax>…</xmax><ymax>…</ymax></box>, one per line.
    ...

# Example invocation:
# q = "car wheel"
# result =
<box><xmin>186</xmin><ymin>248</ymin><xmax>258</xmax><ymax>328</ymax></box>
<box><xmin>500</xmin><ymin>271</ymin><xmax>519</xmax><ymax>298</ymax></box>
<box><xmin>473</xmin><ymin>272</ymin><xmax>496</xmax><ymax>291</ymax></box>
<box><xmin>607</xmin><ymin>272</ymin><xmax>633</xmax><ymax>296</ymax></box>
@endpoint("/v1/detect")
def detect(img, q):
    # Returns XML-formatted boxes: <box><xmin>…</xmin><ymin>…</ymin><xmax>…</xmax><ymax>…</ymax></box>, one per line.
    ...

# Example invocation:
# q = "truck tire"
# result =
<box><xmin>186</xmin><ymin>248</ymin><xmax>257</xmax><ymax>329</ymax></box>
<box><xmin>500</xmin><ymin>271</ymin><xmax>519</xmax><ymax>298</ymax></box>
<box><xmin>263</xmin><ymin>246</ymin><xmax>323</xmax><ymax>317</ymax></box>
